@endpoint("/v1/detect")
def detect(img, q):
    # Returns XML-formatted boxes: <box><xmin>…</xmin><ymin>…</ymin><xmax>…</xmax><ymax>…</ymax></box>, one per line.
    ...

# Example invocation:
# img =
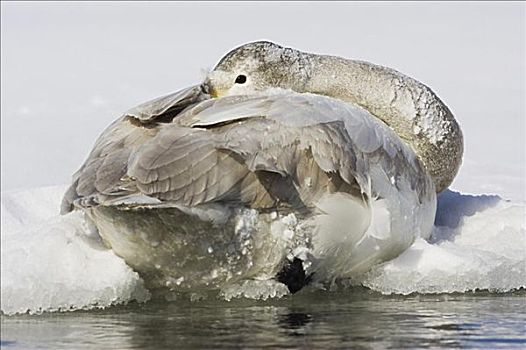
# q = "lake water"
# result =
<box><xmin>2</xmin><ymin>289</ymin><xmax>525</xmax><ymax>349</ymax></box>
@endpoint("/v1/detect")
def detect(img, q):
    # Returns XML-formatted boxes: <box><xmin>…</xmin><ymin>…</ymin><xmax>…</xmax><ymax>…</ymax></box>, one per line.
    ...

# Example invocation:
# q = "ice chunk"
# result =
<box><xmin>359</xmin><ymin>192</ymin><xmax>525</xmax><ymax>294</ymax></box>
<box><xmin>1</xmin><ymin>186</ymin><xmax>149</xmax><ymax>315</ymax></box>
<box><xmin>220</xmin><ymin>280</ymin><xmax>290</xmax><ymax>301</ymax></box>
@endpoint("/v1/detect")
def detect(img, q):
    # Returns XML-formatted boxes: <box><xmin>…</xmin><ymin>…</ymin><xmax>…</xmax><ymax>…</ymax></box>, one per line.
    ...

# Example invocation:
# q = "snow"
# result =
<box><xmin>1</xmin><ymin>186</ymin><xmax>150</xmax><ymax>316</ymax></box>
<box><xmin>1</xmin><ymin>2</ymin><xmax>524</xmax><ymax>315</ymax></box>
<box><xmin>359</xmin><ymin>191</ymin><xmax>525</xmax><ymax>294</ymax></box>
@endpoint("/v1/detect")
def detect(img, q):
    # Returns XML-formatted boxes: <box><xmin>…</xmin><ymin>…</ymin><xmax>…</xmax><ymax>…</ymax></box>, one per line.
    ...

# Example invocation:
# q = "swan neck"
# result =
<box><xmin>303</xmin><ymin>55</ymin><xmax>463</xmax><ymax>193</ymax></box>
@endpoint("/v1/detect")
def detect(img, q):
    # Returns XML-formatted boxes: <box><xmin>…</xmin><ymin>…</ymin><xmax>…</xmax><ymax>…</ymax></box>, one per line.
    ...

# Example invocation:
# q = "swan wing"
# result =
<box><xmin>63</xmin><ymin>90</ymin><xmax>434</xmax><ymax>219</ymax></box>
<box><xmin>124</xmin><ymin>84</ymin><xmax>209</xmax><ymax>123</ymax></box>
<box><xmin>177</xmin><ymin>91</ymin><xmax>433</xmax><ymax>201</ymax></box>
<box><xmin>61</xmin><ymin>85</ymin><xmax>209</xmax><ymax>213</ymax></box>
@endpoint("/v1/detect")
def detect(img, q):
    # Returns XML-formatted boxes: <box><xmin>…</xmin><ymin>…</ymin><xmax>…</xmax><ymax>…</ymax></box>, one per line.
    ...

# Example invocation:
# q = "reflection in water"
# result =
<box><xmin>278</xmin><ymin>312</ymin><xmax>312</xmax><ymax>331</ymax></box>
<box><xmin>1</xmin><ymin>289</ymin><xmax>525</xmax><ymax>349</ymax></box>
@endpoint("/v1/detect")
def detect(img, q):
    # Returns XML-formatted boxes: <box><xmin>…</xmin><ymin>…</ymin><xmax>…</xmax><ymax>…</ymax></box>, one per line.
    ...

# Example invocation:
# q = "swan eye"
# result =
<box><xmin>235</xmin><ymin>75</ymin><xmax>247</xmax><ymax>84</ymax></box>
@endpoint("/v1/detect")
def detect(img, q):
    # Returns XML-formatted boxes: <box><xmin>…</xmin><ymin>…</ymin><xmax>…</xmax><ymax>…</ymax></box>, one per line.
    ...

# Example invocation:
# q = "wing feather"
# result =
<box><xmin>63</xmin><ymin>89</ymin><xmax>434</xmax><ymax>216</ymax></box>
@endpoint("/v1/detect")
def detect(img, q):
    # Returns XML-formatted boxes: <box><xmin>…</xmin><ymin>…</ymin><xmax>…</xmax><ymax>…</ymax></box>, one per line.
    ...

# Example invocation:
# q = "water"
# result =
<box><xmin>2</xmin><ymin>289</ymin><xmax>525</xmax><ymax>349</ymax></box>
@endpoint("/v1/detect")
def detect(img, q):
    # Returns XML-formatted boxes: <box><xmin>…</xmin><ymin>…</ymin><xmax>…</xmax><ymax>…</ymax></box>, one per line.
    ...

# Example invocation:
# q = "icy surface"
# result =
<box><xmin>2</xmin><ymin>186</ymin><xmax>524</xmax><ymax>315</ymax></box>
<box><xmin>359</xmin><ymin>190</ymin><xmax>525</xmax><ymax>294</ymax></box>
<box><xmin>1</xmin><ymin>186</ymin><xmax>150</xmax><ymax>316</ymax></box>
<box><xmin>221</xmin><ymin>280</ymin><xmax>290</xmax><ymax>301</ymax></box>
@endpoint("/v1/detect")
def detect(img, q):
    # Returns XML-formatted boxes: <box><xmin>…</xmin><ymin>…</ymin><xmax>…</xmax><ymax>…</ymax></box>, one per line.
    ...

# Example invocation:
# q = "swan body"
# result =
<box><xmin>62</xmin><ymin>42</ymin><xmax>461</xmax><ymax>294</ymax></box>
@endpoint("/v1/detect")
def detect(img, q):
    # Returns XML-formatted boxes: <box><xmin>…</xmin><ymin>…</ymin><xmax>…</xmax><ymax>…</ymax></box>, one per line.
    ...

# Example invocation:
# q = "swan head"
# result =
<box><xmin>206</xmin><ymin>41</ymin><xmax>312</xmax><ymax>97</ymax></box>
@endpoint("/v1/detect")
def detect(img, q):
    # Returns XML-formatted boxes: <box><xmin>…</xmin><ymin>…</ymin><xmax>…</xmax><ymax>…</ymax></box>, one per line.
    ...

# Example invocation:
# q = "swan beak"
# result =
<box><xmin>202</xmin><ymin>79</ymin><xmax>220</xmax><ymax>98</ymax></box>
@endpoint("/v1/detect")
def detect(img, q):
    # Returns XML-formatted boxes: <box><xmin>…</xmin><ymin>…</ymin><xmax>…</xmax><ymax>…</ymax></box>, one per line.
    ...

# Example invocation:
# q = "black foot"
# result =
<box><xmin>276</xmin><ymin>258</ymin><xmax>312</xmax><ymax>293</ymax></box>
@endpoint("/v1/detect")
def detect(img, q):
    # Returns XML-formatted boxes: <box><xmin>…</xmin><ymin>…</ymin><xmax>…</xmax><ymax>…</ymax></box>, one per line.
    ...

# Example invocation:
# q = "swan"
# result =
<box><xmin>61</xmin><ymin>41</ymin><xmax>463</xmax><ymax>296</ymax></box>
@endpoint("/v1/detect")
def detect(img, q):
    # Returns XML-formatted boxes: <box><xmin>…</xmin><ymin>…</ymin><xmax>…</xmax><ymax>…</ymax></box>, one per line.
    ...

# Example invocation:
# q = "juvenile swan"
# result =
<box><xmin>62</xmin><ymin>42</ymin><xmax>463</xmax><ymax>296</ymax></box>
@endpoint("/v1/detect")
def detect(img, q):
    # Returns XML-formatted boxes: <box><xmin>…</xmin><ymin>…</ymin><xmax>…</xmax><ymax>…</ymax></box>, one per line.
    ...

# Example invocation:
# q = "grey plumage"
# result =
<box><xmin>63</xmin><ymin>89</ymin><xmax>432</xmax><ymax>217</ymax></box>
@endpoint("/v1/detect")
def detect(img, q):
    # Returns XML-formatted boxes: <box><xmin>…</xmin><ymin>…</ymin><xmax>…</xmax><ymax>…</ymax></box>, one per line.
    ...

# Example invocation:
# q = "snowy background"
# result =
<box><xmin>1</xmin><ymin>2</ymin><xmax>525</xmax><ymax>315</ymax></box>
<box><xmin>2</xmin><ymin>2</ymin><xmax>524</xmax><ymax>200</ymax></box>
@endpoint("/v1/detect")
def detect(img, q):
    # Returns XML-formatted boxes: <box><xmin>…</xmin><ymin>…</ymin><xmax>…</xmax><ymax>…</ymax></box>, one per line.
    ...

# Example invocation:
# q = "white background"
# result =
<box><xmin>2</xmin><ymin>2</ymin><xmax>525</xmax><ymax>200</ymax></box>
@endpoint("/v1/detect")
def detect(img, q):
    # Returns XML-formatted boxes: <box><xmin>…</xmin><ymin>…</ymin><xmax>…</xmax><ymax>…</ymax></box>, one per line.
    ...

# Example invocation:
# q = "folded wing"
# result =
<box><xmin>63</xmin><ymin>90</ymin><xmax>434</xmax><ymax>216</ymax></box>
